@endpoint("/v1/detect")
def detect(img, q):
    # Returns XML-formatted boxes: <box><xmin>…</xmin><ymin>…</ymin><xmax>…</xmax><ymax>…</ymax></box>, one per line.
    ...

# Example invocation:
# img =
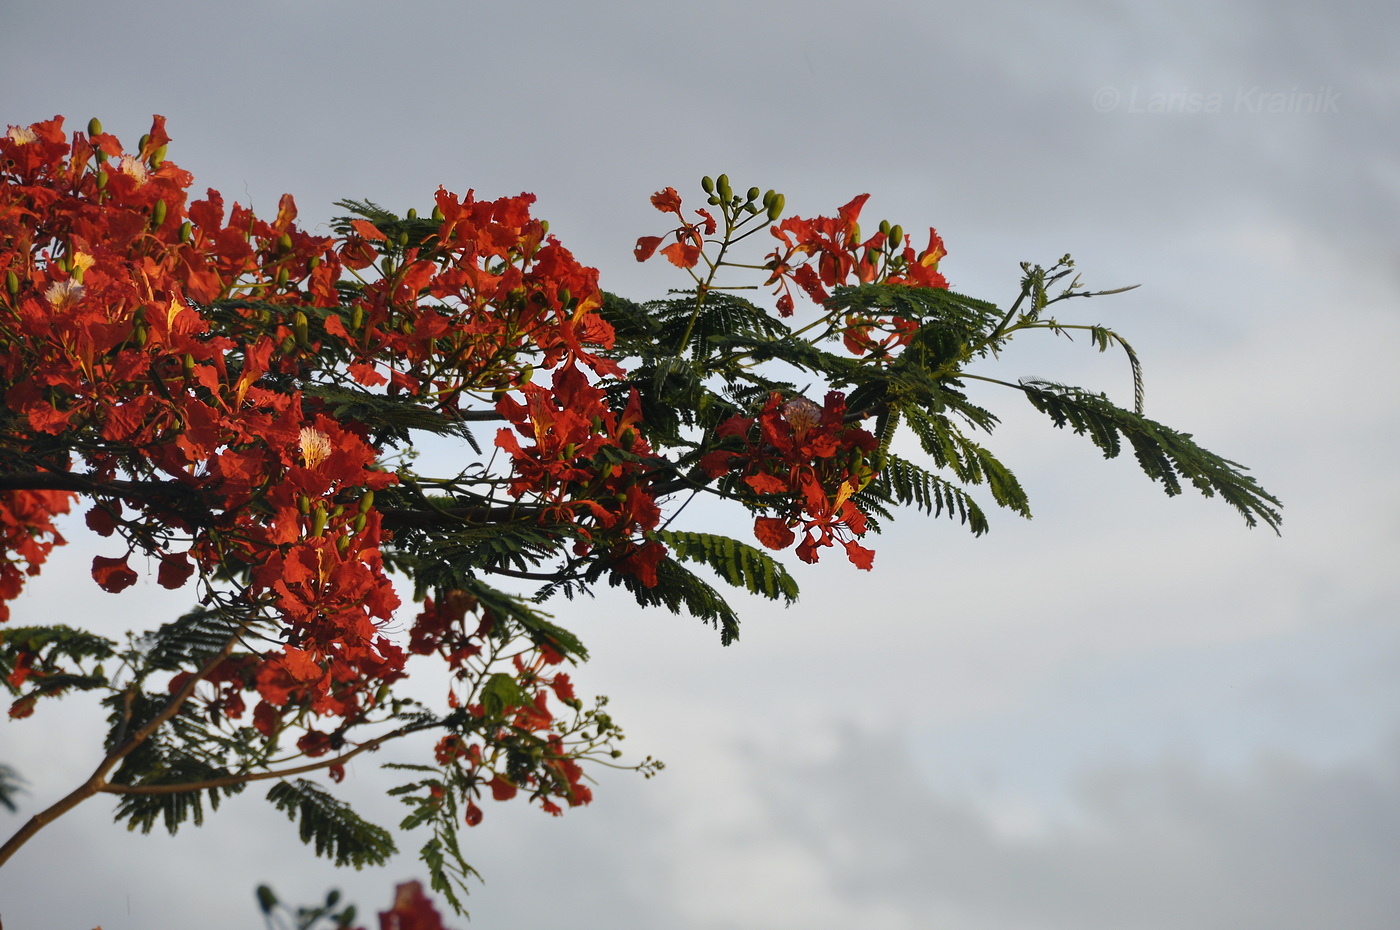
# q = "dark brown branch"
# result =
<box><xmin>0</xmin><ymin>621</ymin><xmax>246</xmax><ymax>868</ymax></box>
<box><xmin>99</xmin><ymin>724</ymin><xmax>420</xmax><ymax>797</ymax></box>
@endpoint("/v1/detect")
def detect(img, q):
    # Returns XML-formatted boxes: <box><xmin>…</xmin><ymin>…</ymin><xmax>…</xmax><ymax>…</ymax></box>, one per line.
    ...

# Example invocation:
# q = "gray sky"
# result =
<box><xmin>2</xmin><ymin>1</ymin><xmax>1398</xmax><ymax>927</ymax></box>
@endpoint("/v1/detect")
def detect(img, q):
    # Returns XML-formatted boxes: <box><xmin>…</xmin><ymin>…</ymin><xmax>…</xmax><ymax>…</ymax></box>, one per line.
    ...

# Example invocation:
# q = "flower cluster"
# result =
<box><xmin>703</xmin><ymin>391</ymin><xmax>879</xmax><ymax>569</ymax></box>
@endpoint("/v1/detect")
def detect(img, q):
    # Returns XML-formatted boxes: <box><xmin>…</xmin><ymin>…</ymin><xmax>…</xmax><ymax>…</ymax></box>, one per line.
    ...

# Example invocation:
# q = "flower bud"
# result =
<box><xmin>280</xmin><ymin>335</ymin><xmax>296</xmax><ymax>354</ymax></box>
<box><xmin>431</xmin><ymin>205</ymin><xmax>444</xmax><ymax>222</ymax></box>
<box><xmin>350</xmin><ymin>306</ymin><xmax>364</xmax><ymax>331</ymax></box>
<box><xmin>889</xmin><ymin>225</ymin><xmax>903</xmax><ymax>246</ymax></box>
<box><xmin>275</xmin><ymin>267</ymin><xmax>289</xmax><ymax>289</ymax></box>
<box><xmin>406</xmin><ymin>208</ymin><xmax>418</xmax><ymax>220</ymax></box>
<box><xmin>716</xmin><ymin>174</ymin><xmax>732</xmax><ymax>201</ymax></box>
<box><xmin>766</xmin><ymin>193</ymin><xmax>785</xmax><ymax>222</ymax></box>
<box><xmin>87</xmin><ymin>117</ymin><xmax>102</xmax><ymax>137</ymax></box>
<box><xmin>179</xmin><ymin>221</ymin><xmax>192</xmax><ymax>243</ymax></box>
<box><xmin>137</xmin><ymin>133</ymin><xmax>150</xmax><ymax>153</ymax></box>
<box><xmin>150</xmin><ymin>144</ymin><xmax>167</xmax><ymax>168</ymax></box>
<box><xmin>358</xmin><ymin>491</ymin><xmax>375</xmax><ymax>513</ymax></box>
<box><xmin>293</xmin><ymin>310</ymin><xmax>309</xmax><ymax>346</ymax></box>
<box><xmin>183</xmin><ymin>353</ymin><xmax>195</xmax><ymax>378</ymax></box>
<box><xmin>5</xmin><ymin>270</ymin><xmax>17</xmax><ymax>296</ymax></box>
<box><xmin>96</xmin><ymin>170</ymin><xmax>108</xmax><ymax>190</ymax></box>
<box><xmin>151</xmin><ymin>199</ymin><xmax>167</xmax><ymax>229</ymax></box>
<box><xmin>701</xmin><ymin>176</ymin><xmax>715</xmax><ymax>194</ymax></box>
<box><xmin>337</xmin><ymin>534</ymin><xmax>351</xmax><ymax>555</ymax></box>
<box><xmin>311</xmin><ymin>505</ymin><xmax>328</xmax><ymax>537</ymax></box>
<box><xmin>352</xmin><ymin>513</ymin><xmax>368</xmax><ymax>535</ymax></box>
<box><xmin>746</xmin><ymin>186</ymin><xmax>761</xmax><ymax>203</ymax></box>
<box><xmin>278</xmin><ymin>233</ymin><xmax>293</xmax><ymax>251</ymax></box>
<box><xmin>298</xmin><ymin>495</ymin><xmax>311</xmax><ymax>514</ymax></box>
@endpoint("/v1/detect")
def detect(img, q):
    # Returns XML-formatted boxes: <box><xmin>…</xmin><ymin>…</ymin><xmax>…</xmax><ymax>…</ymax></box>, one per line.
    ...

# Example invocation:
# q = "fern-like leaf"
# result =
<box><xmin>266</xmin><ymin>779</ymin><xmax>397</xmax><ymax>868</ymax></box>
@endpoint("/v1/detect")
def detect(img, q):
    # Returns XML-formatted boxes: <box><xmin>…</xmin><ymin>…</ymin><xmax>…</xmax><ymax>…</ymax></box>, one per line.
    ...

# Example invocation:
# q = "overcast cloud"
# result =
<box><xmin>2</xmin><ymin>1</ymin><xmax>1398</xmax><ymax>927</ymax></box>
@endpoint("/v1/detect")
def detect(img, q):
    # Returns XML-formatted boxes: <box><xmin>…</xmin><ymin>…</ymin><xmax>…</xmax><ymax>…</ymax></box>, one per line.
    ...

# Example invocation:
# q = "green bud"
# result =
<box><xmin>889</xmin><ymin>225</ymin><xmax>903</xmax><ymax>245</ymax></box>
<box><xmin>707</xmin><ymin>195</ymin><xmax>721</xmax><ymax>206</ymax></box>
<box><xmin>293</xmin><ymin>310</ymin><xmax>309</xmax><ymax>346</ymax></box>
<box><xmin>620</xmin><ymin>427</ymin><xmax>637</xmax><ymax>451</ymax></box>
<box><xmin>350</xmin><ymin>306</ymin><xmax>364</xmax><ymax>330</ymax></box>
<box><xmin>179</xmin><ymin>221</ymin><xmax>192</xmax><ymax>243</ymax></box>
<box><xmin>563</xmin><ymin>442</ymin><xmax>577</xmax><ymax>459</ymax></box>
<box><xmin>331</xmin><ymin>504</ymin><xmax>344</xmax><ymax>519</ymax></box>
<box><xmin>278</xmin><ymin>233</ymin><xmax>293</xmax><ymax>251</ymax></box>
<box><xmin>406</xmin><ymin>208</ymin><xmax>418</xmax><ymax>220</ymax></box>
<box><xmin>337</xmin><ymin>534</ymin><xmax>351</xmax><ymax>554</ymax></box>
<box><xmin>849</xmin><ymin>222</ymin><xmax>861</xmax><ymax>243</ymax></box>
<box><xmin>540</xmin><ymin>219</ymin><xmax>549</xmax><ymax>234</ymax></box>
<box><xmin>558</xmin><ymin>288</ymin><xmax>571</xmax><ymax>307</ymax></box>
<box><xmin>137</xmin><ymin>133</ymin><xmax>150</xmax><ymax>153</ymax></box>
<box><xmin>879</xmin><ymin>219</ymin><xmax>891</xmax><ymax>236</ymax></box>
<box><xmin>358</xmin><ymin>491</ymin><xmax>375</xmax><ymax>513</ymax></box>
<box><xmin>311</xmin><ymin>505</ymin><xmax>328</xmax><ymax>537</ymax></box>
<box><xmin>519</xmin><ymin>364</ymin><xmax>533</xmax><ymax>385</ymax></box>
<box><xmin>96</xmin><ymin>170</ymin><xmax>108</xmax><ymax>190</ymax></box>
<box><xmin>183</xmin><ymin>353</ymin><xmax>195</xmax><ymax>378</ymax></box>
<box><xmin>5</xmin><ymin>270</ymin><xmax>18</xmax><ymax>296</ymax></box>
<box><xmin>308</xmin><ymin>256</ymin><xmax>321</xmax><ymax>269</ymax></box>
<box><xmin>150</xmin><ymin>144</ymin><xmax>167</xmax><ymax>168</ymax></box>
<box><xmin>280</xmin><ymin>335</ymin><xmax>296</xmax><ymax>354</ymax></box>
<box><xmin>133</xmin><ymin>323</ymin><xmax>148</xmax><ymax>348</ymax></box>
<box><xmin>766</xmin><ymin>193</ymin><xmax>785</xmax><ymax>222</ymax></box>
<box><xmin>151</xmin><ymin>199</ymin><xmax>167</xmax><ymax>229</ymax></box>
<box><xmin>431</xmin><ymin>205</ymin><xmax>444</xmax><ymax>222</ymax></box>
<box><xmin>397</xmin><ymin>231</ymin><xmax>409</xmax><ymax>247</ymax></box>
<box><xmin>94</xmin><ymin>149</ymin><xmax>107</xmax><ymax>165</ymax></box>
<box><xmin>746</xmin><ymin>186</ymin><xmax>761</xmax><ymax>202</ymax></box>
<box><xmin>716</xmin><ymin>174</ymin><xmax>732</xmax><ymax>201</ymax></box>
<box><xmin>352</xmin><ymin>512</ymin><xmax>368</xmax><ymax>535</ymax></box>
<box><xmin>275</xmin><ymin>266</ymin><xmax>289</xmax><ymax>289</ymax></box>
<box><xmin>701</xmin><ymin>176</ymin><xmax>714</xmax><ymax>194</ymax></box>
<box><xmin>298</xmin><ymin>494</ymin><xmax>311</xmax><ymax>514</ymax></box>
<box><xmin>256</xmin><ymin>886</ymin><xmax>279</xmax><ymax>914</ymax></box>
<box><xmin>87</xmin><ymin>117</ymin><xmax>102</xmax><ymax>137</ymax></box>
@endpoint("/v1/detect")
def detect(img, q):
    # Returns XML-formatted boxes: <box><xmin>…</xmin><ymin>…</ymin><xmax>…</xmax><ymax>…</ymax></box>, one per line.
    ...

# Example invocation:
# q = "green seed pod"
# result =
<box><xmin>352</xmin><ymin>512</ymin><xmax>368</xmax><ymax>534</ymax></box>
<box><xmin>87</xmin><ymin>117</ymin><xmax>102</xmax><ymax>137</ymax></box>
<box><xmin>766</xmin><ymin>193</ymin><xmax>785</xmax><ymax>222</ymax></box>
<box><xmin>746</xmin><ymin>186</ymin><xmax>761</xmax><ymax>203</ymax></box>
<box><xmin>96</xmin><ymin>170</ymin><xmax>108</xmax><ymax>190</ymax></box>
<box><xmin>311</xmin><ymin>505</ymin><xmax>328</xmax><ymax>537</ymax></box>
<box><xmin>6</xmin><ymin>270</ymin><xmax>18</xmax><ymax>296</ymax></box>
<box><xmin>292</xmin><ymin>310</ymin><xmax>309</xmax><ymax>346</ymax></box>
<box><xmin>150</xmin><ymin>144</ymin><xmax>167</xmax><ymax>168</ymax></box>
<box><xmin>431</xmin><ymin>205</ymin><xmax>444</xmax><ymax>222</ymax></box>
<box><xmin>151</xmin><ymin>199</ymin><xmax>167</xmax><ymax>229</ymax></box>
<box><xmin>701</xmin><ymin>176</ymin><xmax>714</xmax><ymax>194</ymax></box>
<box><xmin>179</xmin><ymin>221</ymin><xmax>192</xmax><ymax>243</ymax></box>
<box><xmin>358</xmin><ymin>491</ymin><xmax>375</xmax><ymax>513</ymax></box>
<box><xmin>716</xmin><ymin>174</ymin><xmax>732</xmax><ymax>201</ymax></box>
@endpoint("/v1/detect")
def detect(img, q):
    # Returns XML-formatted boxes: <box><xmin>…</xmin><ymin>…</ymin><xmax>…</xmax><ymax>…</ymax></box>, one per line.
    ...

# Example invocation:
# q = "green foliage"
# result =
<box><xmin>267</xmin><ymin>779</ymin><xmax>397</xmax><ymax>869</ymax></box>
